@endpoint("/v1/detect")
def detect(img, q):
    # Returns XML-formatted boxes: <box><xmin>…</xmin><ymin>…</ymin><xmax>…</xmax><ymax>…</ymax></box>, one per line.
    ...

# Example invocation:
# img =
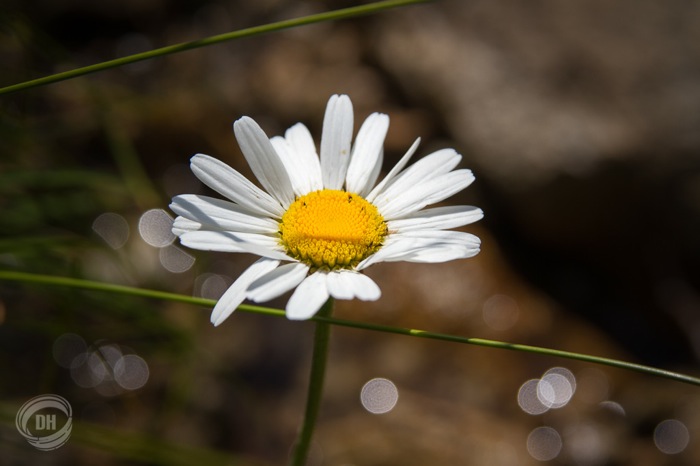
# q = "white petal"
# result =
<box><xmin>378</xmin><ymin>169</ymin><xmax>475</xmax><ymax>219</ymax></box>
<box><xmin>270</xmin><ymin>136</ymin><xmax>311</xmax><ymax>197</ymax></box>
<box><xmin>233</xmin><ymin>117</ymin><xmax>295</xmax><ymax>207</ymax></box>
<box><xmin>286</xmin><ymin>272</ymin><xmax>330</xmax><ymax>320</ymax></box>
<box><xmin>246</xmin><ymin>262</ymin><xmax>309</xmax><ymax>302</ymax></box>
<box><xmin>364</xmin><ymin>148</ymin><xmax>384</xmax><ymax>196</ymax></box>
<box><xmin>356</xmin><ymin>241</ymin><xmax>410</xmax><ymax>268</ymax></box>
<box><xmin>285</xmin><ymin>123</ymin><xmax>323</xmax><ymax>192</ymax></box>
<box><xmin>325</xmin><ymin>271</ymin><xmax>354</xmax><ymax>300</ymax></box>
<box><xmin>387</xmin><ymin>205</ymin><xmax>484</xmax><ymax>232</ymax></box>
<box><xmin>320</xmin><ymin>94</ymin><xmax>354</xmax><ymax>190</ymax></box>
<box><xmin>358</xmin><ymin>231</ymin><xmax>481</xmax><ymax>268</ymax></box>
<box><xmin>170</xmin><ymin>194</ymin><xmax>278</xmax><ymax>234</ymax></box>
<box><xmin>420</xmin><ymin>170</ymin><xmax>475</xmax><ymax>204</ymax></box>
<box><xmin>172</xmin><ymin>217</ymin><xmax>201</xmax><ymax>236</ymax></box>
<box><xmin>405</xmin><ymin>244</ymin><xmax>480</xmax><ymax>262</ymax></box>
<box><xmin>348</xmin><ymin>273</ymin><xmax>382</xmax><ymax>300</ymax></box>
<box><xmin>211</xmin><ymin>258</ymin><xmax>280</xmax><ymax>326</ymax></box>
<box><xmin>365</xmin><ymin>137</ymin><xmax>421</xmax><ymax>203</ymax></box>
<box><xmin>326</xmin><ymin>270</ymin><xmax>381</xmax><ymax>301</ymax></box>
<box><xmin>392</xmin><ymin>230</ymin><xmax>482</xmax><ymax>242</ymax></box>
<box><xmin>179</xmin><ymin>230</ymin><xmax>291</xmax><ymax>260</ymax></box>
<box><xmin>190</xmin><ymin>154</ymin><xmax>283</xmax><ymax>218</ymax></box>
<box><xmin>372</xmin><ymin>148</ymin><xmax>462</xmax><ymax>210</ymax></box>
<box><xmin>346</xmin><ymin>113</ymin><xmax>389</xmax><ymax>195</ymax></box>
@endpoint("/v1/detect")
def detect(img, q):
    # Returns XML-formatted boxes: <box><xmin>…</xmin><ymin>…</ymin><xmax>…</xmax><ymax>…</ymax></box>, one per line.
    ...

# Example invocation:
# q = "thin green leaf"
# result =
<box><xmin>2</xmin><ymin>269</ymin><xmax>699</xmax><ymax>387</ymax></box>
<box><xmin>0</xmin><ymin>0</ymin><xmax>431</xmax><ymax>95</ymax></box>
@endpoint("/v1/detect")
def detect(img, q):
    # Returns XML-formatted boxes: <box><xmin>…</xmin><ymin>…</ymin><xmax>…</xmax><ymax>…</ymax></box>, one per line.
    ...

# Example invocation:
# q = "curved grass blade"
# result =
<box><xmin>1</xmin><ymin>269</ymin><xmax>699</xmax><ymax>387</ymax></box>
<box><xmin>0</xmin><ymin>0</ymin><xmax>431</xmax><ymax>95</ymax></box>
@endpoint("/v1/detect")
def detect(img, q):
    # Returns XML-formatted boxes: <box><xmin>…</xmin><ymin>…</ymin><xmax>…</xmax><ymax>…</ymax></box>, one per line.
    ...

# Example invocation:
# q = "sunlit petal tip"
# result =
<box><xmin>365</xmin><ymin>137</ymin><xmax>421</xmax><ymax>203</ymax></box>
<box><xmin>326</xmin><ymin>271</ymin><xmax>381</xmax><ymax>301</ymax></box>
<box><xmin>210</xmin><ymin>289</ymin><xmax>244</xmax><ymax>326</ymax></box>
<box><xmin>187</xmin><ymin>151</ymin><xmax>284</xmax><ymax>217</ymax></box>
<box><xmin>286</xmin><ymin>273</ymin><xmax>330</xmax><ymax>320</ymax></box>
<box><xmin>321</xmin><ymin>94</ymin><xmax>354</xmax><ymax>190</ymax></box>
<box><xmin>378</xmin><ymin>169</ymin><xmax>477</xmax><ymax>219</ymax></box>
<box><xmin>190</xmin><ymin>152</ymin><xmax>210</xmax><ymax>164</ymax></box>
<box><xmin>247</xmin><ymin>263</ymin><xmax>309</xmax><ymax>303</ymax></box>
<box><xmin>346</xmin><ymin>112</ymin><xmax>390</xmax><ymax>194</ymax></box>
<box><xmin>386</xmin><ymin>205</ymin><xmax>485</xmax><ymax>232</ymax></box>
<box><xmin>171</xmin><ymin>217</ymin><xmax>201</xmax><ymax>236</ymax></box>
<box><xmin>211</xmin><ymin>303</ymin><xmax>236</xmax><ymax>327</ymax></box>
<box><xmin>233</xmin><ymin>116</ymin><xmax>295</xmax><ymax>206</ymax></box>
<box><xmin>350</xmin><ymin>272</ymin><xmax>381</xmax><ymax>301</ymax></box>
<box><xmin>210</xmin><ymin>258</ymin><xmax>280</xmax><ymax>326</ymax></box>
<box><xmin>282</xmin><ymin>123</ymin><xmax>323</xmax><ymax>192</ymax></box>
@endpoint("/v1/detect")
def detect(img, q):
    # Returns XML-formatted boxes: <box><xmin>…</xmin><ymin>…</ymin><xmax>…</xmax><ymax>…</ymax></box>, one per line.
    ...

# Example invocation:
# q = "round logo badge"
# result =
<box><xmin>15</xmin><ymin>394</ymin><xmax>72</xmax><ymax>451</ymax></box>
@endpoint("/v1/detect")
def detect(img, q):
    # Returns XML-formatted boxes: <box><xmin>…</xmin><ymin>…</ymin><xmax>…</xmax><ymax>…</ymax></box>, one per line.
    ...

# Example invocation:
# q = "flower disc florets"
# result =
<box><xmin>279</xmin><ymin>189</ymin><xmax>387</xmax><ymax>269</ymax></box>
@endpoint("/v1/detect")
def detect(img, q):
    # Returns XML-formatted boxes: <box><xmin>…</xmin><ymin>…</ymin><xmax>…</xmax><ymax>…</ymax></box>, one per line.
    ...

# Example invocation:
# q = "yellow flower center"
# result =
<box><xmin>279</xmin><ymin>189</ymin><xmax>387</xmax><ymax>269</ymax></box>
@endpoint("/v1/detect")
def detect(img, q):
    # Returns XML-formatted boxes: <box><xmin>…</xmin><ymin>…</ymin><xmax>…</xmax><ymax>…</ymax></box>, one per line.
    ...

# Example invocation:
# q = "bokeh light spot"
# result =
<box><xmin>538</xmin><ymin>373</ymin><xmax>574</xmax><ymax>409</ymax></box>
<box><xmin>93</xmin><ymin>212</ymin><xmax>130</xmax><ymax>249</ymax></box>
<box><xmin>70</xmin><ymin>344</ymin><xmax>123</xmax><ymax>390</ymax></box>
<box><xmin>544</xmin><ymin>367</ymin><xmax>576</xmax><ymax>392</ymax></box>
<box><xmin>599</xmin><ymin>400</ymin><xmax>626</xmax><ymax>416</ymax></box>
<box><xmin>654</xmin><ymin>419</ymin><xmax>690</xmax><ymax>454</ymax></box>
<box><xmin>159</xmin><ymin>244</ymin><xmax>195</xmax><ymax>273</ymax></box>
<box><xmin>195</xmin><ymin>273</ymin><xmax>230</xmax><ymax>300</ymax></box>
<box><xmin>360</xmin><ymin>378</ymin><xmax>399</xmax><ymax>414</ymax></box>
<box><xmin>527</xmin><ymin>426</ymin><xmax>562</xmax><ymax>461</ymax></box>
<box><xmin>114</xmin><ymin>354</ymin><xmax>150</xmax><ymax>390</ymax></box>
<box><xmin>138</xmin><ymin>209</ymin><xmax>175</xmax><ymax>247</ymax></box>
<box><xmin>518</xmin><ymin>379</ymin><xmax>551</xmax><ymax>415</ymax></box>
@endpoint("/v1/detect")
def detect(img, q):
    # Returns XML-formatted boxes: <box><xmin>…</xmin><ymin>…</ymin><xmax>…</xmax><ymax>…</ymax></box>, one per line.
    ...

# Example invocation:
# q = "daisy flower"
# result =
<box><xmin>171</xmin><ymin>94</ymin><xmax>482</xmax><ymax>325</ymax></box>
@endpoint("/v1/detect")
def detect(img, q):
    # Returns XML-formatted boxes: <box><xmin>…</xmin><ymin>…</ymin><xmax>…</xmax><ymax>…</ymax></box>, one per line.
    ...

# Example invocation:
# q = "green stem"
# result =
<box><xmin>2</xmin><ymin>269</ymin><xmax>700</xmax><ymax>387</ymax></box>
<box><xmin>0</xmin><ymin>0</ymin><xmax>431</xmax><ymax>95</ymax></box>
<box><xmin>289</xmin><ymin>298</ymin><xmax>334</xmax><ymax>466</ymax></box>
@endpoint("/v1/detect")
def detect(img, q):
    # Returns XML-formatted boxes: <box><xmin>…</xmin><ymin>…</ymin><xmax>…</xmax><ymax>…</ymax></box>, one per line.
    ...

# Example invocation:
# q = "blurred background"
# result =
<box><xmin>2</xmin><ymin>0</ymin><xmax>700</xmax><ymax>464</ymax></box>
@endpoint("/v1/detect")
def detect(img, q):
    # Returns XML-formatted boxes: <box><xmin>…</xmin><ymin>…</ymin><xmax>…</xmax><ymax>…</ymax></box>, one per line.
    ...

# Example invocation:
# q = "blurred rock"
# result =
<box><xmin>371</xmin><ymin>0</ymin><xmax>700</xmax><ymax>365</ymax></box>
